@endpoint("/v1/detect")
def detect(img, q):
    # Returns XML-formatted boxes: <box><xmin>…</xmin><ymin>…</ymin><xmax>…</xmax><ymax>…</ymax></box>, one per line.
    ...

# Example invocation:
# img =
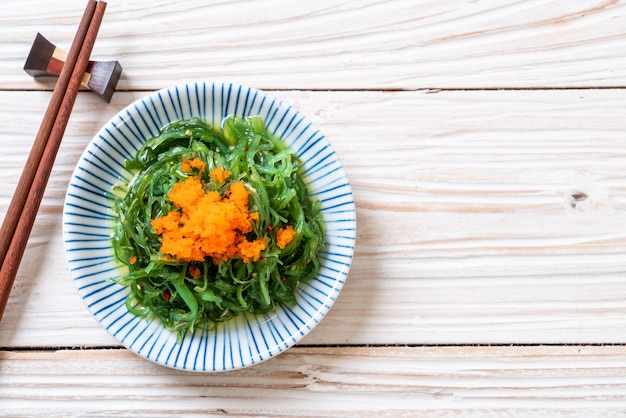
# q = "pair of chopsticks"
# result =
<box><xmin>0</xmin><ymin>1</ymin><xmax>107</xmax><ymax>320</ymax></box>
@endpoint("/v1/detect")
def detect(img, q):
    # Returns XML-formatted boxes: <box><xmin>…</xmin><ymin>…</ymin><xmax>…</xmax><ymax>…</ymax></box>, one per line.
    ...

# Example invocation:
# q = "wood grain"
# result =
<box><xmin>3</xmin><ymin>345</ymin><xmax>626</xmax><ymax>416</ymax></box>
<box><xmin>3</xmin><ymin>0</ymin><xmax>626</xmax><ymax>414</ymax></box>
<box><xmin>1</xmin><ymin>89</ymin><xmax>625</xmax><ymax>347</ymax></box>
<box><xmin>1</xmin><ymin>0</ymin><xmax>626</xmax><ymax>90</ymax></box>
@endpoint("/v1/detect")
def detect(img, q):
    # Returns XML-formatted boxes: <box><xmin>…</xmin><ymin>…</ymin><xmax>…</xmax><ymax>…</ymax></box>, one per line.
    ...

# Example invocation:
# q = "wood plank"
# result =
<box><xmin>2</xmin><ymin>0</ymin><xmax>626</xmax><ymax>90</ymax></box>
<box><xmin>1</xmin><ymin>89</ymin><xmax>626</xmax><ymax>347</ymax></box>
<box><xmin>3</xmin><ymin>345</ymin><xmax>626</xmax><ymax>416</ymax></box>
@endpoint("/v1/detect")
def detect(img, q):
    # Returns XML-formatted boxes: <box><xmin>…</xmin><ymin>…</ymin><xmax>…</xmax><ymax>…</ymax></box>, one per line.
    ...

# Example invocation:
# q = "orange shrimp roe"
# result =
<box><xmin>180</xmin><ymin>156</ymin><xmax>206</xmax><ymax>173</ymax></box>
<box><xmin>151</xmin><ymin>165</ymin><xmax>267</xmax><ymax>264</ymax></box>
<box><xmin>276</xmin><ymin>225</ymin><xmax>296</xmax><ymax>249</ymax></box>
<box><xmin>188</xmin><ymin>265</ymin><xmax>202</xmax><ymax>279</ymax></box>
<box><xmin>210</xmin><ymin>165</ymin><xmax>231</xmax><ymax>184</ymax></box>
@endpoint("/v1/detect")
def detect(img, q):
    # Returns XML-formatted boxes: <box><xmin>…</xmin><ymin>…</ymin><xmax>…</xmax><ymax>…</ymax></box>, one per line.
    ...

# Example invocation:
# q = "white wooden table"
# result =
<box><xmin>2</xmin><ymin>1</ymin><xmax>626</xmax><ymax>416</ymax></box>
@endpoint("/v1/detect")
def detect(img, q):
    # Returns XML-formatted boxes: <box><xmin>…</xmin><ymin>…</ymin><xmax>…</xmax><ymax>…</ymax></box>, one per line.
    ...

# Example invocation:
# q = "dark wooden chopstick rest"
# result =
<box><xmin>24</xmin><ymin>33</ymin><xmax>122</xmax><ymax>102</ymax></box>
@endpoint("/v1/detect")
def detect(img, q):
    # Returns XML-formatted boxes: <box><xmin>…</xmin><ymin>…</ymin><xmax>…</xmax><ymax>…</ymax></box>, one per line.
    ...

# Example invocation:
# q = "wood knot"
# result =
<box><xmin>569</xmin><ymin>191</ymin><xmax>589</xmax><ymax>209</ymax></box>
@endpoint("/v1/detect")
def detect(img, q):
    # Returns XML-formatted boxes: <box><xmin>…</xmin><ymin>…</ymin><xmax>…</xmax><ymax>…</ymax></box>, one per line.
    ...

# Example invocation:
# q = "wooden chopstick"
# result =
<box><xmin>0</xmin><ymin>1</ymin><xmax>97</xmax><ymax>270</ymax></box>
<box><xmin>0</xmin><ymin>1</ymin><xmax>107</xmax><ymax>320</ymax></box>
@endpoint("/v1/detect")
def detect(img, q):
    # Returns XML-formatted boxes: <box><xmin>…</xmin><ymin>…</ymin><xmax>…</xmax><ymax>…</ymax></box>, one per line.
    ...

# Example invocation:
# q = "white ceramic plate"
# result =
<box><xmin>62</xmin><ymin>82</ymin><xmax>356</xmax><ymax>371</ymax></box>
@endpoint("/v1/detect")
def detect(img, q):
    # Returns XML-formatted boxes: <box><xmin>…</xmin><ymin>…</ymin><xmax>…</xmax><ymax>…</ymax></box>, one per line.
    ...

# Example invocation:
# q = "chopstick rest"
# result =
<box><xmin>24</xmin><ymin>32</ymin><xmax>122</xmax><ymax>102</ymax></box>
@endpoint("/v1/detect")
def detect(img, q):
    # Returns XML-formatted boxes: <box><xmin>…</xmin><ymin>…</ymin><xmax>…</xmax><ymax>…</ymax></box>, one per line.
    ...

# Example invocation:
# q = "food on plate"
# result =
<box><xmin>111</xmin><ymin>115</ymin><xmax>324</xmax><ymax>341</ymax></box>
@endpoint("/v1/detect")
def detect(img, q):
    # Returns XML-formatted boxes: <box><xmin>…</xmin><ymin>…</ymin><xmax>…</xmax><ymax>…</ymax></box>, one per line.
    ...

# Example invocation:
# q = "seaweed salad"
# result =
<box><xmin>111</xmin><ymin>115</ymin><xmax>325</xmax><ymax>341</ymax></box>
